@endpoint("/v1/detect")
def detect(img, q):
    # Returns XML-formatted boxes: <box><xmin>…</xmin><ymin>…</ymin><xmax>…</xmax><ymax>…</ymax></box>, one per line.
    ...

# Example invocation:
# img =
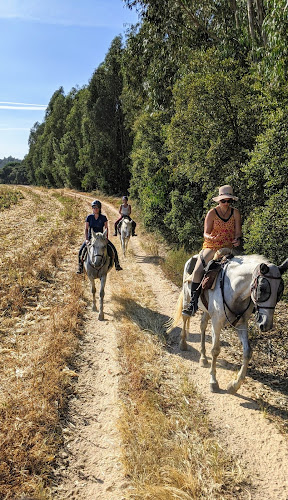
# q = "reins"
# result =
<box><xmin>86</xmin><ymin>242</ymin><xmax>107</xmax><ymax>270</ymax></box>
<box><xmin>220</xmin><ymin>263</ymin><xmax>252</xmax><ymax>327</ymax></box>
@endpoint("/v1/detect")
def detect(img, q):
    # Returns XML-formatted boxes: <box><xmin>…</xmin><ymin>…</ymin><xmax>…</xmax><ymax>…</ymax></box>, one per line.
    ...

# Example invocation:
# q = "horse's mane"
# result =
<box><xmin>232</xmin><ymin>254</ymin><xmax>270</xmax><ymax>266</ymax></box>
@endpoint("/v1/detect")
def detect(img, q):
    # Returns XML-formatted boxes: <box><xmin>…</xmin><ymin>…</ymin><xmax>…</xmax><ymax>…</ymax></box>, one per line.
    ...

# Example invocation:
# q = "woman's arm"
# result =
<box><xmin>85</xmin><ymin>221</ymin><xmax>90</xmax><ymax>243</ymax></box>
<box><xmin>232</xmin><ymin>209</ymin><xmax>242</xmax><ymax>247</ymax></box>
<box><xmin>119</xmin><ymin>205</ymin><xmax>122</xmax><ymax>215</ymax></box>
<box><xmin>128</xmin><ymin>204</ymin><xmax>131</xmax><ymax>216</ymax></box>
<box><xmin>203</xmin><ymin>210</ymin><xmax>215</xmax><ymax>240</ymax></box>
<box><xmin>104</xmin><ymin>221</ymin><xmax>108</xmax><ymax>238</ymax></box>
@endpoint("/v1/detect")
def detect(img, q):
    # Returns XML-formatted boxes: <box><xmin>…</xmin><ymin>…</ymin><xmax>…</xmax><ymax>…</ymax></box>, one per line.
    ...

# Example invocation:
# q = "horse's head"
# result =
<box><xmin>87</xmin><ymin>229</ymin><xmax>108</xmax><ymax>268</ymax></box>
<box><xmin>251</xmin><ymin>259</ymin><xmax>288</xmax><ymax>331</ymax></box>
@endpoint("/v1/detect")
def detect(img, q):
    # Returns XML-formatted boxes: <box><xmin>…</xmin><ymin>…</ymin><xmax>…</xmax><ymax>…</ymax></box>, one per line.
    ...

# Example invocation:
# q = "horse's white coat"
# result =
<box><xmin>119</xmin><ymin>217</ymin><xmax>132</xmax><ymax>257</ymax></box>
<box><xmin>169</xmin><ymin>253</ymin><xmax>288</xmax><ymax>394</ymax></box>
<box><xmin>84</xmin><ymin>229</ymin><xmax>113</xmax><ymax>320</ymax></box>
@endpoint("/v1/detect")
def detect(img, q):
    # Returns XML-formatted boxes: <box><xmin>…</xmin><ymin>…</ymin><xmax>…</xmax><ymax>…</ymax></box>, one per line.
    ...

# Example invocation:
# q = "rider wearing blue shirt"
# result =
<box><xmin>86</xmin><ymin>213</ymin><xmax>108</xmax><ymax>238</ymax></box>
<box><xmin>77</xmin><ymin>200</ymin><xmax>122</xmax><ymax>274</ymax></box>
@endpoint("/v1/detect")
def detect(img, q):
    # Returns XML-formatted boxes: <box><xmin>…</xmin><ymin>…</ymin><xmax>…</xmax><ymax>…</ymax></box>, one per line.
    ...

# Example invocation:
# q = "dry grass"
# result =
<box><xmin>0</xmin><ymin>187</ymin><xmax>85</xmax><ymax>499</ymax></box>
<box><xmin>113</xmin><ymin>283</ymin><xmax>248</xmax><ymax>499</ymax></box>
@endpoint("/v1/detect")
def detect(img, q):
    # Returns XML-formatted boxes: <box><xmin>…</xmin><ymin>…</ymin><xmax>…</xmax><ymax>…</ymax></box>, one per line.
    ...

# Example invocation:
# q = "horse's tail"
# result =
<box><xmin>165</xmin><ymin>290</ymin><xmax>183</xmax><ymax>333</ymax></box>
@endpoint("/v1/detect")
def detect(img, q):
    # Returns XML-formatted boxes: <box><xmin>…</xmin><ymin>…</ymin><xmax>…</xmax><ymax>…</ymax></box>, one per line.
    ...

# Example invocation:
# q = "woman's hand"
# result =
<box><xmin>204</xmin><ymin>233</ymin><xmax>216</xmax><ymax>241</ymax></box>
<box><xmin>232</xmin><ymin>237</ymin><xmax>241</xmax><ymax>247</ymax></box>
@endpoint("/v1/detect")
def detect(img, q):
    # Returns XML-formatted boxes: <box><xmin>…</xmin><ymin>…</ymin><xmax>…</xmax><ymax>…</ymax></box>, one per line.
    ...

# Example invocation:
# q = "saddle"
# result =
<box><xmin>117</xmin><ymin>215</ymin><xmax>132</xmax><ymax>234</ymax></box>
<box><xmin>200</xmin><ymin>251</ymin><xmax>234</xmax><ymax>309</ymax></box>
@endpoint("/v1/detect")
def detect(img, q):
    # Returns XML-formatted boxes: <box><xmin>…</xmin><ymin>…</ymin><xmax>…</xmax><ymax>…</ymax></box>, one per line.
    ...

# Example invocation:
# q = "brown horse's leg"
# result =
<box><xmin>199</xmin><ymin>312</ymin><xmax>209</xmax><ymax>367</ymax></box>
<box><xmin>227</xmin><ymin>323</ymin><xmax>252</xmax><ymax>394</ymax></box>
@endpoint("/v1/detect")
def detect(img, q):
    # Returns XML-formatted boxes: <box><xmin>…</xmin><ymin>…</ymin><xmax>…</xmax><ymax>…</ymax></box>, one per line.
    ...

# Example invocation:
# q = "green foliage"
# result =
<box><xmin>243</xmin><ymin>188</ymin><xmax>288</xmax><ymax>265</ymax></box>
<box><xmin>130</xmin><ymin>110</ymin><xmax>172</xmax><ymax>232</ymax></box>
<box><xmin>164</xmin><ymin>184</ymin><xmax>204</xmax><ymax>251</ymax></box>
<box><xmin>0</xmin><ymin>161</ymin><xmax>28</xmax><ymax>185</ymax></box>
<box><xmin>21</xmin><ymin>0</ymin><xmax>288</xmax><ymax>269</ymax></box>
<box><xmin>167</xmin><ymin>50</ymin><xmax>262</xmax><ymax>194</ymax></box>
<box><xmin>161</xmin><ymin>246</ymin><xmax>191</xmax><ymax>288</ymax></box>
<box><xmin>242</xmin><ymin>106</ymin><xmax>288</xmax><ymax>215</ymax></box>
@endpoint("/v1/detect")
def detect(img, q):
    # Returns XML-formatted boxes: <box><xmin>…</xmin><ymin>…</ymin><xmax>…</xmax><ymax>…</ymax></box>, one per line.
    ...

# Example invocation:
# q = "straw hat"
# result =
<box><xmin>212</xmin><ymin>185</ymin><xmax>238</xmax><ymax>202</ymax></box>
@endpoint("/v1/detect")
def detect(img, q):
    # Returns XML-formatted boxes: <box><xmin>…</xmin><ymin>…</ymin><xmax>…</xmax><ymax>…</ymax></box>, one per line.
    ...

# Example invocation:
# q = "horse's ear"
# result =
<box><xmin>260</xmin><ymin>263</ymin><xmax>269</xmax><ymax>275</ymax></box>
<box><xmin>103</xmin><ymin>228</ymin><xmax>108</xmax><ymax>239</ymax></box>
<box><xmin>279</xmin><ymin>258</ymin><xmax>288</xmax><ymax>275</ymax></box>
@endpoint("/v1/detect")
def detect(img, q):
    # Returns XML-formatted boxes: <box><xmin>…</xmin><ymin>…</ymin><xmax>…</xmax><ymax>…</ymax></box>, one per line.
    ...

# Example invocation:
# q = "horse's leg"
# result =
<box><xmin>98</xmin><ymin>275</ymin><xmax>107</xmax><ymax>321</ymax></box>
<box><xmin>209</xmin><ymin>321</ymin><xmax>222</xmax><ymax>392</ymax></box>
<box><xmin>227</xmin><ymin>323</ymin><xmax>252</xmax><ymax>394</ymax></box>
<box><xmin>89</xmin><ymin>277</ymin><xmax>97</xmax><ymax>311</ymax></box>
<box><xmin>199</xmin><ymin>312</ymin><xmax>209</xmax><ymax>367</ymax></box>
<box><xmin>121</xmin><ymin>236</ymin><xmax>125</xmax><ymax>257</ymax></box>
<box><xmin>180</xmin><ymin>315</ymin><xmax>189</xmax><ymax>350</ymax></box>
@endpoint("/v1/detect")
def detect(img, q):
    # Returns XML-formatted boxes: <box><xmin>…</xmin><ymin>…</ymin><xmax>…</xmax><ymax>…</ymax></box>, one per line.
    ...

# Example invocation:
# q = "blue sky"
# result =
<box><xmin>0</xmin><ymin>0</ymin><xmax>139</xmax><ymax>160</ymax></box>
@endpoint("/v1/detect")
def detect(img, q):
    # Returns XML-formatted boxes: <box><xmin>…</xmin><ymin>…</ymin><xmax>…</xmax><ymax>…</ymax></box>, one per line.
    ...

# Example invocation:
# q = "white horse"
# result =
<box><xmin>119</xmin><ymin>216</ymin><xmax>132</xmax><ymax>257</ymax></box>
<box><xmin>168</xmin><ymin>253</ymin><xmax>288</xmax><ymax>394</ymax></box>
<box><xmin>84</xmin><ymin>229</ymin><xmax>114</xmax><ymax>320</ymax></box>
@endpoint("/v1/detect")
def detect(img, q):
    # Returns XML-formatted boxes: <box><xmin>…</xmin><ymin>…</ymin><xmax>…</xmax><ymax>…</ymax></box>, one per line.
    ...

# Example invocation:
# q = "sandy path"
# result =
<box><xmin>54</xmin><ymin>195</ymin><xmax>288</xmax><ymax>500</ymax></box>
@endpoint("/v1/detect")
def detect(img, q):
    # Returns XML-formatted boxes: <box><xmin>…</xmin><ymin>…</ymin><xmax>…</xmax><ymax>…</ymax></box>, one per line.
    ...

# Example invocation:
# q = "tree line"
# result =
<box><xmin>4</xmin><ymin>0</ymin><xmax>288</xmax><ymax>262</ymax></box>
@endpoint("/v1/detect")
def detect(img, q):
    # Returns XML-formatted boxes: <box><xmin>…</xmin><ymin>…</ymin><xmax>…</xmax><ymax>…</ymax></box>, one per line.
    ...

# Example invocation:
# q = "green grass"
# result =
<box><xmin>0</xmin><ymin>186</ymin><xmax>24</xmax><ymax>210</ymax></box>
<box><xmin>161</xmin><ymin>247</ymin><xmax>191</xmax><ymax>287</ymax></box>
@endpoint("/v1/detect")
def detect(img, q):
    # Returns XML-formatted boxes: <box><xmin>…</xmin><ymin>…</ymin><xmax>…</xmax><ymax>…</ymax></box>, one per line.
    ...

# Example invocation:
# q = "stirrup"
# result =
<box><xmin>182</xmin><ymin>303</ymin><xmax>197</xmax><ymax>317</ymax></box>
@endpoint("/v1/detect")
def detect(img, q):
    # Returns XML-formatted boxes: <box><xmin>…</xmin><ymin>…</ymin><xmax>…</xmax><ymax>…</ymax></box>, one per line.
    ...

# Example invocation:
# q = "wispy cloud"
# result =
<box><xmin>0</xmin><ymin>127</ymin><xmax>31</xmax><ymax>131</ymax></box>
<box><xmin>0</xmin><ymin>0</ymin><xmax>137</xmax><ymax>28</ymax></box>
<box><xmin>0</xmin><ymin>101</ymin><xmax>47</xmax><ymax>110</ymax></box>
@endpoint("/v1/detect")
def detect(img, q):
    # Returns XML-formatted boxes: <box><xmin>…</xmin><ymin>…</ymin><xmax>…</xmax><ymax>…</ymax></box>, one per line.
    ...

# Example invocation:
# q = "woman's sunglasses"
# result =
<box><xmin>220</xmin><ymin>199</ymin><xmax>232</xmax><ymax>204</ymax></box>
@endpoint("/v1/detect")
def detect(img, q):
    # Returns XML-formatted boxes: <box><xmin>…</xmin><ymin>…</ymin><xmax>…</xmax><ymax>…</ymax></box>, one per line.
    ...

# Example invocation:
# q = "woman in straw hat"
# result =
<box><xmin>182</xmin><ymin>185</ymin><xmax>242</xmax><ymax>317</ymax></box>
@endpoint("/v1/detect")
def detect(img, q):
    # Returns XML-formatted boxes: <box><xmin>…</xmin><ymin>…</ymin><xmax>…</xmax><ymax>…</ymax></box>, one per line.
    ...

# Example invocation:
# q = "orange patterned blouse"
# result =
<box><xmin>203</xmin><ymin>208</ymin><xmax>235</xmax><ymax>250</ymax></box>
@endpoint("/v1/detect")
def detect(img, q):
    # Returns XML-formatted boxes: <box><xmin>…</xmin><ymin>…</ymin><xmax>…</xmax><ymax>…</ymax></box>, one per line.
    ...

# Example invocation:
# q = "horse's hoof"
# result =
<box><xmin>179</xmin><ymin>341</ymin><xmax>189</xmax><ymax>351</ymax></box>
<box><xmin>92</xmin><ymin>306</ymin><xmax>97</xmax><ymax>312</ymax></box>
<box><xmin>210</xmin><ymin>382</ymin><xmax>220</xmax><ymax>393</ymax></box>
<box><xmin>227</xmin><ymin>381</ymin><xmax>238</xmax><ymax>394</ymax></box>
<box><xmin>98</xmin><ymin>314</ymin><xmax>104</xmax><ymax>321</ymax></box>
<box><xmin>199</xmin><ymin>357</ymin><xmax>209</xmax><ymax>367</ymax></box>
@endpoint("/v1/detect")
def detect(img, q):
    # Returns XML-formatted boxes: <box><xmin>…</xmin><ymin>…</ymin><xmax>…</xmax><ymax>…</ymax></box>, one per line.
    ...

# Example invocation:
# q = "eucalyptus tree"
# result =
<box><xmin>83</xmin><ymin>36</ymin><xmax>131</xmax><ymax>194</ymax></box>
<box><xmin>55</xmin><ymin>87</ymin><xmax>88</xmax><ymax>189</ymax></box>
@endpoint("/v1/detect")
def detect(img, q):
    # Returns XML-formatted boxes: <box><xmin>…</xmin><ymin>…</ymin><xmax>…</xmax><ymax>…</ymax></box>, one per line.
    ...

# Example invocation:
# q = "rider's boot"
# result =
<box><xmin>76</xmin><ymin>261</ymin><xmax>83</xmax><ymax>274</ymax></box>
<box><xmin>182</xmin><ymin>282</ymin><xmax>201</xmax><ymax>317</ymax></box>
<box><xmin>115</xmin><ymin>258</ymin><xmax>123</xmax><ymax>271</ymax></box>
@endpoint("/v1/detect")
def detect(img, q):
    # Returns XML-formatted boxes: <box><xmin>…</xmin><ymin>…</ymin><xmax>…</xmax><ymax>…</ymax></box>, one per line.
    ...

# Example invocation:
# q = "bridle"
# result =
<box><xmin>220</xmin><ymin>261</ymin><xmax>284</xmax><ymax>327</ymax></box>
<box><xmin>220</xmin><ymin>264</ymin><xmax>252</xmax><ymax>327</ymax></box>
<box><xmin>86</xmin><ymin>242</ymin><xmax>107</xmax><ymax>270</ymax></box>
<box><xmin>250</xmin><ymin>265</ymin><xmax>284</xmax><ymax>312</ymax></box>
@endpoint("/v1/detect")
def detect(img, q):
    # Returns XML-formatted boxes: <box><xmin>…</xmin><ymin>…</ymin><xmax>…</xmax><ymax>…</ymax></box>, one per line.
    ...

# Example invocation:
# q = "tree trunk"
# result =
<box><xmin>247</xmin><ymin>0</ymin><xmax>256</xmax><ymax>40</ymax></box>
<box><xmin>230</xmin><ymin>0</ymin><xmax>239</xmax><ymax>29</ymax></box>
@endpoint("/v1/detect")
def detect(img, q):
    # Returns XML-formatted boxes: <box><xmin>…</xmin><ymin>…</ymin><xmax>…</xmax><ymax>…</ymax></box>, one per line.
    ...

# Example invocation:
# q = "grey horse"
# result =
<box><xmin>119</xmin><ymin>216</ymin><xmax>132</xmax><ymax>257</ymax></box>
<box><xmin>168</xmin><ymin>252</ymin><xmax>288</xmax><ymax>394</ymax></box>
<box><xmin>84</xmin><ymin>229</ymin><xmax>114</xmax><ymax>320</ymax></box>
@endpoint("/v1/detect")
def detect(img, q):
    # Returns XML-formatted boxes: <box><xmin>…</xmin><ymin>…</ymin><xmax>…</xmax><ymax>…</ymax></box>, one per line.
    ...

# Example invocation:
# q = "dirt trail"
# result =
<box><xmin>54</xmin><ymin>195</ymin><xmax>288</xmax><ymax>500</ymax></box>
